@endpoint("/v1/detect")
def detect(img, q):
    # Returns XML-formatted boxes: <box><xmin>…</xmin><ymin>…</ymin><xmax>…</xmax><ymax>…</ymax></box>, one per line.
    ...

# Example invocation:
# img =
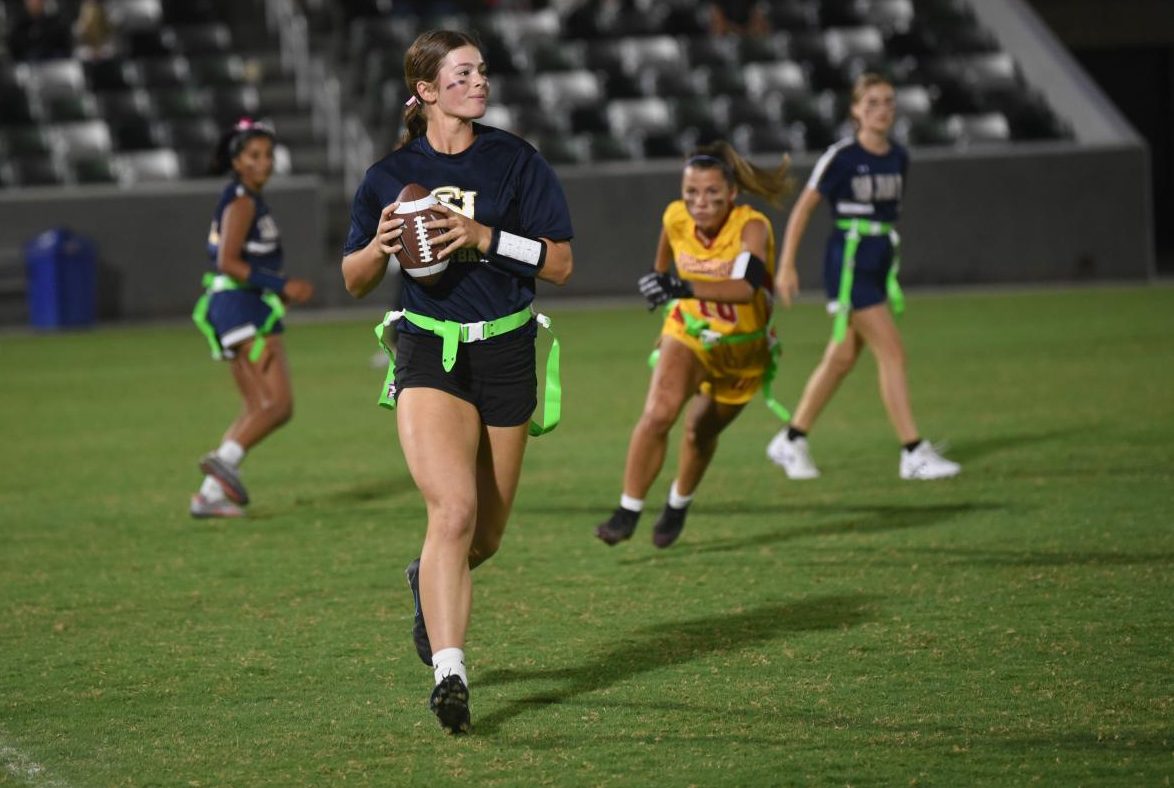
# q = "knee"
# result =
<box><xmin>259</xmin><ymin>396</ymin><xmax>293</xmax><ymax>427</ymax></box>
<box><xmin>638</xmin><ymin>405</ymin><xmax>678</xmax><ymax>437</ymax></box>
<box><xmin>426</xmin><ymin>498</ymin><xmax>477</xmax><ymax>542</ymax></box>
<box><xmin>467</xmin><ymin>532</ymin><xmax>502</xmax><ymax>568</ymax></box>
<box><xmin>682</xmin><ymin>421</ymin><xmax>718</xmax><ymax>452</ymax></box>
<box><xmin>824</xmin><ymin>347</ymin><xmax>858</xmax><ymax>378</ymax></box>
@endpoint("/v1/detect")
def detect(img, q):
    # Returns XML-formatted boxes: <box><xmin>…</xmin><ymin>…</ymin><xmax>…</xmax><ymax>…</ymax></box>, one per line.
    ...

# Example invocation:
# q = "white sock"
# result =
<box><xmin>667</xmin><ymin>481</ymin><xmax>693</xmax><ymax>510</ymax></box>
<box><xmin>217</xmin><ymin>440</ymin><xmax>245</xmax><ymax>467</ymax></box>
<box><xmin>199</xmin><ymin>475</ymin><xmax>225</xmax><ymax>501</ymax></box>
<box><xmin>432</xmin><ymin>647</ymin><xmax>467</xmax><ymax>686</ymax></box>
<box><xmin>620</xmin><ymin>494</ymin><xmax>644</xmax><ymax>513</ymax></box>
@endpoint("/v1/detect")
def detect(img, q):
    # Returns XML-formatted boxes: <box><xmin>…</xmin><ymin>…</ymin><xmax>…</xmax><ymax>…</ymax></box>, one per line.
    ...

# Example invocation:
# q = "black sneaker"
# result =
<box><xmin>595</xmin><ymin>507</ymin><xmax>640</xmax><ymax>546</ymax></box>
<box><xmin>198</xmin><ymin>453</ymin><xmax>249</xmax><ymax>505</ymax></box>
<box><xmin>429</xmin><ymin>674</ymin><xmax>471</xmax><ymax>734</ymax></box>
<box><xmin>404</xmin><ymin>559</ymin><xmax>432</xmax><ymax>666</ymax></box>
<box><xmin>652</xmin><ymin>504</ymin><xmax>688</xmax><ymax>549</ymax></box>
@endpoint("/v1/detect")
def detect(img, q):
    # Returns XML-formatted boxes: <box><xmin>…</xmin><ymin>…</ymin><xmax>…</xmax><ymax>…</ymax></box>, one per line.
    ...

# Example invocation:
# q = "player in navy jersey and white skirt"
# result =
<box><xmin>767</xmin><ymin>73</ymin><xmax>960</xmax><ymax>481</ymax></box>
<box><xmin>190</xmin><ymin>119</ymin><xmax>315</xmax><ymax>518</ymax></box>
<box><xmin>340</xmin><ymin>30</ymin><xmax>574</xmax><ymax>734</ymax></box>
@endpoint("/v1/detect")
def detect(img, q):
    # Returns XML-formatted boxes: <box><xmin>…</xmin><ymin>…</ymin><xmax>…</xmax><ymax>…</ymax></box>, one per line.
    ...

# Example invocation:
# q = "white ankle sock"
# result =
<box><xmin>620</xmin><ymin>494</ymin><xmax>644</xmax><ymax>513</ymax></box>
<box><xmin>432</xmin><ymin>647</ymin><xmax>467</xmax><ymax>686</ymax></box>
<box><xmin>199</xmin><ymin>476</ymin><xmax>225</xmax><ymax>501</ymax></box>
<box><xmin>667</xmin><ymin>481</ymin><xmax>693</xmax><ymax>510</ymax></box>
<box><xmin>217</xmin><ymin>440</ymin><xmax>245</xmax><ymax>467</ymax></box>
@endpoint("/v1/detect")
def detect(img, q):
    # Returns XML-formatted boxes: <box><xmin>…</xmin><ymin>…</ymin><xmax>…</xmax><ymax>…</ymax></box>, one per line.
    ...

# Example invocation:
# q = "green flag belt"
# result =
<box><xmin>374</xmin><ymin>306</ymin><xmax>562</xmax><ymax>437</ymax></box>
<box><xmin>191</xmin><ymin>272</ymin><xmax>285</xmax><ymax>363</ymax></box>
<box><xmin>831</xmin><ymin>218</ymin><xmax>906</xmax><ymax>343</ymax></box>
<box><xmin>647</xmin><ymin>302</ymin><xmax>791</xmax><ymax>422</ymax></box>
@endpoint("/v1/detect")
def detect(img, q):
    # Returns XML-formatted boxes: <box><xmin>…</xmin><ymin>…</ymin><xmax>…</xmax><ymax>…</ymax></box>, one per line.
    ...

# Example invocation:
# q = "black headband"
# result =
<box><xmin>685</xmin><ymin>153</ymin><xmax>733</xmax><ymax>180</ymax></box>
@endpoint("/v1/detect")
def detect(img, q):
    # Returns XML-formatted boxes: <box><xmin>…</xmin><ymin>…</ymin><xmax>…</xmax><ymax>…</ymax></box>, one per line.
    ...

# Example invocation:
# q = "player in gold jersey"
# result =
<box><xmin>596</xmin><ymin>141</ymin><xmax>791</xmax><ymax>548</ymax></box>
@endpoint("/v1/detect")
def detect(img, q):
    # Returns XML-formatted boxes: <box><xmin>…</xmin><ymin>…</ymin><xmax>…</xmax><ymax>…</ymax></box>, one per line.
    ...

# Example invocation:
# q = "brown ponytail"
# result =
<box><xmin>397</xmin><ymin>29</ymin><xmax>481</xmax><ymax>150</ymax></box>
<box><xmin>685</xmin><ymin>140</ymin><xmax>793</xmax><ymax>209</ymax></box>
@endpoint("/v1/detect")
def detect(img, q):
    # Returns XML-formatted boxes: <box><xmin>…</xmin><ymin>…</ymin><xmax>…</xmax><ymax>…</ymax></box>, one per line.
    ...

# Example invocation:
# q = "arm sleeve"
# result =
<box><xmin>342</xmin><ymin>176</ymin><xmax>380</xmax><ymax>255</ymax></box>
<box><xmin>516</xmin><ymin>152</ymin><xmax>574</xmax><ymax>241</ymax></box>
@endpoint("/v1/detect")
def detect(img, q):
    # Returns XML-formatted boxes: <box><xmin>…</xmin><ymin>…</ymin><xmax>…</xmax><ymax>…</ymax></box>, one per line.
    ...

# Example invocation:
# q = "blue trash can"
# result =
<box><xmin>24</xmin><ymin>228</ymin><xmax>97</xmax><ymax>329</ymax></box>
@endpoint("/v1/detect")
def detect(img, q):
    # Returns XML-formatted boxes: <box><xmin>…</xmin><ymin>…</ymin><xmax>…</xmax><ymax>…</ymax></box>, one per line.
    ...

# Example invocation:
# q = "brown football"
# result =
<box><xmin>393</xmin><ymin>182</ymin><xmax>448</xmax><ymax>286</ymax></box>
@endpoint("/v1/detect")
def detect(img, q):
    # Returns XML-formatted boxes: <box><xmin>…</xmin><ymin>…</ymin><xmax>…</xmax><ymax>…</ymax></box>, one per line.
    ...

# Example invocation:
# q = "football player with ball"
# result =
<box><xmin>340</xmin><ymin>29</ymin><xmax>574</xmax><ymax>734</ymax></box>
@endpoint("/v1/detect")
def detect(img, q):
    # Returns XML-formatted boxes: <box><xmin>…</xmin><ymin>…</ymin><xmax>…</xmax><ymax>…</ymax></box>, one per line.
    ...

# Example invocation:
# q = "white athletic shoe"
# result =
<box><xmin>899</xmin><ymin>442</ymin><xmax>961</xmax><ymax>480</ymax></box>
<box><xmin>766</xmin><ymin>431</ymin><xmax>821</xmax><ymax>479</ymax></box>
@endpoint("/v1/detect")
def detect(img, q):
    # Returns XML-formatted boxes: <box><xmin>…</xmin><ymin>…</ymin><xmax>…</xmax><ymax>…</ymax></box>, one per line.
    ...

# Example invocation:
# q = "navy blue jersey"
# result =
<box><xmin>344</xmin><ymin>124</ymin><xmax>574</xmax><ymax>335</ymax></box>
<box><xmin>807</xmin><ymin>138</ymin><xmax>908</xmax><ymax>224</ymax></box>
<box><xmin>207</xmin><ymin>180</ymin><xmax>283</xmax><ymax>273</ymax></box>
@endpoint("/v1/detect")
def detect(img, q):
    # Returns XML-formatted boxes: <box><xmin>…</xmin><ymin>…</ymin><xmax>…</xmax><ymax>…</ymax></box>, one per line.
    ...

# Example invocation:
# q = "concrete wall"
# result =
<box><xmin>0</xmin><ymin>175</ymin><xmax>324</xmax><ymax>323</ymax></box>
<box><xmin>550</xmin><ymin>140</ymin><xmax>1154</xmax><ymax>301</ymax></box>
<box><xmin>0</xmin><ymin>141</ymin><xmax>1154</xmax><ymax>324</ymax></box>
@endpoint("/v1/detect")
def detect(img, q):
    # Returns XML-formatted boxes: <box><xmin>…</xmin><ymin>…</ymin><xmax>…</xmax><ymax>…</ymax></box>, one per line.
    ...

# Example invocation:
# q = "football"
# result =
<box><xmin>393</xmin><ymin>183</ymin><xmax>448</xmax><ymax>286</ymax></box>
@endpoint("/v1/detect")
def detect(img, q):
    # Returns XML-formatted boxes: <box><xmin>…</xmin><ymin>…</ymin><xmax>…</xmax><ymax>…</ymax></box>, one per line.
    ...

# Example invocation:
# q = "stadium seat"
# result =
<box><xmin>189</xmin><ymin>54</ymin><xmax>247</xmax><ymax>87</ymax></box>
<box><xmin>51</xmin><ymin>120</ymin><xmax>114</xmax><ymax>158</ymax></box>
<box><xmin>824</xmin><ymin>27</ymin><xmax>885</xmax><ymax>66</ymax></box>
<box><xmin>744</xmin><ymin>61</ymin><xmax>808</xmax><ymax>100</ymax></box>
<box><xmin>10</xmin><ymin>156</ymin><xmax>67</xmax><ymax>187</ymax></box>
<box><xmin>17</xmin><ymin>59</ymin><xmax>86</xmax><ymax>97</ymax></box>
<box><xmin>662</xmin><ymin>3</ymin><xmax>708</xmax><ymax>36</ymax></box>
<box><xmin>491</xmin><ymin>74</ymin><xmax>540</xmax><ymax>106</ymax></box>
<box><xmin>107</xmin><ymin>0</ymin><xmax>164</xmax><ymax>30</ymax></box>
<box><xmin>717</xmin><ymin>93</ymin><xmax>780</xmax><ymax>129</ymax></box>
<box><xmin>208</xmin><ymin>86</ymin><xmax>260</xmax><ymax>125</ymax></box>
<box><xmin>642</xmin><ymin>131</ymin><xmax>684</xmax><ymax>160</ymax></box>
<box><xmin>70</xmin><ymin>154</ymin><xmax>120</xmax><ymax>184</ymax></box>
<box><xmin>99</xmin><ymin>89</ymin><xmax>152</xmax><ymax>123</ymax></box>
<box><xmin>601</xmin><ymin>65</ymin><xmax>645</xmax><ymax>101</ymax></box>
<box><xmin>696</xmin><ymin>63</ymin><xmax>748</xmax><ymax>98</ymax></box>
<box><xmin>161</xmin><ymin>116</ymin><xmax>219</xmax><ymax>151</ymax></box>
<box><xmin>672</xmin><ymin>96</ymin><xmax>726</xmax><ymax>139</ymax></box>
<box><xmin>652</xmin><ymin>69</ymin><xmax>700</xmax><ymax>99</ymax></box>
<box><xmin>125</xmin><ymin>28</ymin><xmax>176</xmax><ymax>60</ymax></box>
<box><xmin>489</xmin><ymin>8</ymin><xmax>560</xmax><ymax>46</ymax></box>
<box><xmin>947</xmin><ymin>112</ymin><xmax>1010</xmax><ymax>145</ymax></box>
<box><xmin>766</xmin><ymin>0</ymin><xmax>819</xmax><ymax>32</ymax></box>
<box><xmin>515</xmin><ymin>103</ymin><xmax>570</xmax><ymax>136</ymax></box>
<box><xmin>150</xmin><ymin>87</ymin><xmax>211</xmax><ymax>119</ymax></box>
<box><xmin>2</xmin><ymin>126</ymin><xmax>54</xmax><ymax>157</ymax></box>
<box><xmin>531</xmin><ymin>134</ymin><xmax>585</xmax><ymax>165</ymax></box>
<box><xmin>607</xmin><ymin>98</ymin><xmax>673</xmax><ymax>138</ymax></box>
<box><xmin>535</xmin><ymin>71</ymin><xmax>602</xmax><ymax>111</ymax></box>
<box><xmin>684</xmin><ymin>37</ymin><xmax>736</xmax><ymax>71</ymax></box>
<box><xmin>618</xmin><ymin>36</ymin><xmax>684</xmax><ymax>75</ymax></box>
<box><xmin>907</xmin><ymin>115</ymin><xmax>961</xmax><ymax>146</ymax></box>
<box><xmin>111</xmin><ymin>114</ymin><xmax>163</xmax><ymax>150</ymax></box>
<box><xmin>733</xmin><ymin>122</ymin><xmax>795</xmax><ymax>155</ymax></box>
<box><xmin>0</xmin><ymin>86</ymin><xmax>37</xmax><ymax>126</ymax></box>
<box><xmin>868</xmin><ymin>0</ymin><xmax>915</xmax><ymax>31</ymax></box>
<box><xmin>479</xmin><ymin>105</ymin><xmax>515</xmax><ymax>134</ymax></box>
<box><xmin>85</xmin><ymin>58</ymin><xmax>139</xmax><ymax>93</ymax></box>
<box><xmin>42</xmin><ymin>93</ymin><xmax>101</xmax><ymax>123</ymax></box>
<box><xmin>131</xmin><ymin>56</ymin><xmax>191</xmax><ymax>88</ymax></box>
<box><xmin>894</xmin><ymin>84</ymin><xmax>933</xmax><ymax>121</ymax></box>
<box><xmin>527</xmin><ymin>39</ymin><xmax>585</xmax><ymax>73</ymax></box>
<box><xmin>820</xmin><ymin>0</ymin><xmax>869</xmax><ymax>27</ymax></box>
<box><xmin>737</xmin><ymin>33</ymin><xmax>791</xmax><ymax>65</ymax></box>
<box><xmin>585</xmin><ymin>132</ymin><xmax>638</xmax><ymax>162</ymax></box>
<box><xmin>116</xmin><ymin>148</ymin><xmax>181</xmax><ymax>184</ymax></box>
<box><xmin>257</xmin><ymin>83</ymin><xmax>300</xmax><ymax>115</ymax></box>
<box><xmin>169</xmin><ymin>23</ymin><xmax>232</xmax><ymax>56</ymax></box>
<box><xmin>568</xmin><ymin>105</ymin><xmax>610</xmax><ymax>135</ymax></box>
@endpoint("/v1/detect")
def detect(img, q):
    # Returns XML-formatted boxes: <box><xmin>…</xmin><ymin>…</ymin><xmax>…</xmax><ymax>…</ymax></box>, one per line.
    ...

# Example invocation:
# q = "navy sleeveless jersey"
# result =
<box><xmin>207</xmin><ymin>180</ymin><xmax>284</xmax><ymax>273</ymax></box>
<box><xmin>807</xmin><ymin>137</ymin><xmax>908</xmax><ymax>224</ymax></box>
<box><xmin>343</xmin><ymin>124</ymin><xmax>574</xmax><ymax>335</ymax></box>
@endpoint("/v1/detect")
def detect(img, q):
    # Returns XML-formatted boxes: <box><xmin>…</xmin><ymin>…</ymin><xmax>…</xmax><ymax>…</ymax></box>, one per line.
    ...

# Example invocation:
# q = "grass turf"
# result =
<box><xmin>1</xmin><ymin>285</ymin><xmax>1171</xmax><ymax>785</ymax></box>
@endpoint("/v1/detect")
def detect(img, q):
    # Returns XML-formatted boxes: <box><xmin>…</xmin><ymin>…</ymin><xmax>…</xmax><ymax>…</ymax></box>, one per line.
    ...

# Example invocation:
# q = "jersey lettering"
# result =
<box><xmin>431</xmin><ymin>186</ymin><xmax>477</xmax><ymax>218</ymax></box>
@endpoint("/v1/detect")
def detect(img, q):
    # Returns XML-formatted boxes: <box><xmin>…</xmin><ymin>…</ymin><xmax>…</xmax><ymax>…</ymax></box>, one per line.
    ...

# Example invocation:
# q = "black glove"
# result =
<box><xmin>638</xmin><ymin>272</ymin><xmax>693</xmax><ymax>309</ymax></box>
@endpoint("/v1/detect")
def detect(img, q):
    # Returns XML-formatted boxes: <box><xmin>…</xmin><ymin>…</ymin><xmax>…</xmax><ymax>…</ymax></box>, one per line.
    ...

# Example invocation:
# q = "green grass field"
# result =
<box><xmin>2</xmin><ymin>285</ymin><xmax>1172</xmax><ymax>786</ymax></box>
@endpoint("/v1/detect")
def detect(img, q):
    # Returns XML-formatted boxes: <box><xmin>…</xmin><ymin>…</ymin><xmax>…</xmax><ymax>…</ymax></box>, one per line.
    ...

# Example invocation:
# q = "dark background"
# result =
<box><xmin>1027</xmin><ymin>0</ymin><xmax>1174</xmax><ymax>271</ymax></box>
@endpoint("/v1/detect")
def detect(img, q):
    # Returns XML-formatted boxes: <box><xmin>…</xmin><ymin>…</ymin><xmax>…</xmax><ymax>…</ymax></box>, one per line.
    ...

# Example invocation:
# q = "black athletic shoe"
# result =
<box><xmin>594</xmin><ymin>507</ymin><xmax>640</xmax><ymax>546</ymax></box>
<box><xmin>652</xmin><ymin>504</ymin><xmax>688</xmax><ymax>549</ymax></box>
<box><xmin>404</xmin><ymin>559</ymin><xmax>432</xmax><ymax>666</ymax></box>
<box><xmin>198</xmin><ymin>453</ymin><xmax>249</xmax><ymax>505</ymax></box>
<box><xmin>429</xmin><ymin>674</ymin><xmax>471</xmax><ymax>734</ymax></box>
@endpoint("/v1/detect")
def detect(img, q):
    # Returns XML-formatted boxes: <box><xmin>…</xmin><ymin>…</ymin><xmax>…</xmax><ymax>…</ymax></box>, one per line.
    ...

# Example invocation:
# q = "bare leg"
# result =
<box><xmin>789</xmin><ymin>322</ymin><xmax>862</xmax><ymax>432</ymax></box>
<box><xmin>468</xmin><ymin>422</ymin><xmax>529</xmax><ymax>569</ymax></box>
<box><xmin>223</xmin><ymin>335</ymin><xmax>294</xmax><ymax>450</ymax></box>
<box><xmin>675</xmin><ymin>396</ymin><xmax>745</xmax><ymax>496</ymax></box>
<box><xmin>851</xmin><ymin>304</ymin><xmax>919</xmax><ymax>444</ymax></box>
<box><xmin>396</xmin><ymin>388</ymin><xmax>481</xmax><ymax>655</ymax></box>
<box><xmin>621</xmin><ymin>337</ymin><xmax>706</xmax><ymax>499</ymax></box>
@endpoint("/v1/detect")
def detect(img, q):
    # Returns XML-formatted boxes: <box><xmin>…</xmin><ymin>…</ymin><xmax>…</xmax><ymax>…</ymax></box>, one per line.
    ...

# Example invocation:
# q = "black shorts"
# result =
<box><xmin>393</xmin><ymin>329</ymin><xmax>537</xmax><ymax>427</ymax></box>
